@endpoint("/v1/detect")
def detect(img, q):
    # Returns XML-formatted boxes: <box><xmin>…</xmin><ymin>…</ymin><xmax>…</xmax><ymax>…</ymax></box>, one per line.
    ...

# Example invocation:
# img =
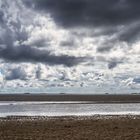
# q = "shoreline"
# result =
<box><xmin>0</xmin><ymin>114</ymin><xmax>140</xmax><ymax>120</ymax></box>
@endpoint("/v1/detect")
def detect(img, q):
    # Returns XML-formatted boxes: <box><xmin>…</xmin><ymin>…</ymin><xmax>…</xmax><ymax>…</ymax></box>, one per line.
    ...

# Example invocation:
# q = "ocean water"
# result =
<box><xmin>0</xmin><ymin>102</ymin><xmax>140</xmax><ymax>117</ymax></box>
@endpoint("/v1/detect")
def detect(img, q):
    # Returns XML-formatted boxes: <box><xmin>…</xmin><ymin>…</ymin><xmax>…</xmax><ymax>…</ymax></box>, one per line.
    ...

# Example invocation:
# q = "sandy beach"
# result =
<box><xmin>0</xmin><ymin>116</ymin><xmax>140</xmax><ymax>140</ymax></box>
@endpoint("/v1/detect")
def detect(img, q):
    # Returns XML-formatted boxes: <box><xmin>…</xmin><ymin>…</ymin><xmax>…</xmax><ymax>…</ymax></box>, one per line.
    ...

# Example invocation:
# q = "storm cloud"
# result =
<box><xmin>0</xmin><ymin>45</ymin><xmax>86</xmax><ymax>66</ymax></box>
<box><xmin>24</xmin><ymin>0</ymin><xmax>140</xmax><ymax>44</ymax></box>
<box><xmin>30</xmin><ymin>0</ymin><xmax>140</xmax><ymax>26</ymax></box>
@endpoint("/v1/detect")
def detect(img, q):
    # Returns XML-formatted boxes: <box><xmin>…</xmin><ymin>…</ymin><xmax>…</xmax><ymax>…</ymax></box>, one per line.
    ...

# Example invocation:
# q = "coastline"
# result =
<box><xmin>0</xmin><ymin>114</ymin><xmax>140</xmax><ymax>121</ymax></box>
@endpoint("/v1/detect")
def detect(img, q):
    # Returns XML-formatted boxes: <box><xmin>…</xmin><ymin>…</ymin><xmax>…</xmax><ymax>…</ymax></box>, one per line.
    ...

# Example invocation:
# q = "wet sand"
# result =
<box><xmin>0</xmin><ymin>116</ymin><xmax>140</xmax><ymax>140</ymax></box>
<box><xmin>0</xmin><ymin>94</ymin><xmax>140</xmax><ymax>103</ymax></box>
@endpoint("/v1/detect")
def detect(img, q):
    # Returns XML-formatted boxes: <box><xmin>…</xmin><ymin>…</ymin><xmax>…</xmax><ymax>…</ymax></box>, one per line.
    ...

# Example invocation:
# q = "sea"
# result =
<box><xmin>0</xmin><ymin>101</ymin><xmax>140</xmax><ymax>117</ymax></box>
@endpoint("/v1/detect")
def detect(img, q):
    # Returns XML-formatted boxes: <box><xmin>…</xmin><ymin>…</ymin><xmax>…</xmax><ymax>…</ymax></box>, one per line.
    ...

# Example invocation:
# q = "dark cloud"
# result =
<box><xmin>29</xmin><ymin>0</ymin><xmax>140</xmax><ymax>27</ymax></box>
<box><xmin>96</xmin><ymin>55</ymin><xmax>123</xmax><ymax>69</ymax></box>
<box><xmin>36</xmin><ymin>66</ymin><xmax>42</xmax><ymax>79</ymax></box>
<box><xmin>6</xmin><ymin>67</ymin><xmax>27</xmax><ymax>80</ymax></box>
<box><xmin>0</xmin><ymin>10</ymin><xmax>4</xmax><ymax>23</ymax></box>
<box><xmin>97</xmin><ymin>44</ymin><xmax>113</xmax><ymax>53</ymax></box>
<box><xmin>133</xmin><ymin>77</ymin><xmax>140</xmax><ymax>83</ymax></box>
<box><xmin>60</xmin><ymin>37</ymin><xmax>76</xmax><ymax>47</ymax></box>
<box><xmin>0</xmin><ymin>45</ymin><xmax>86</xmax><ymax>67</ymax></box>
<box><xmin>24</xmin><ymin>0</ymin><xmax>140</xmax><ymax>44</ymax></box>
<box><xmin>108</xmin><ymin>58</ymin><xmax>123</xmax><ymax>69</ymax></box>
<box><xmin>118</xmin><ymin>23</ymin><xmax>140</xmax><ymax>43</ymax></box>
<box><xmin>108</xmin><ymin>61</ymin><xmax>118</xmax><ymax>69</ymax></box>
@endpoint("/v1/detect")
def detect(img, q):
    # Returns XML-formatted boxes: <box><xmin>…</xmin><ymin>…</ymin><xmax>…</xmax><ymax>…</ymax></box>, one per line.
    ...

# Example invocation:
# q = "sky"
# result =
<box><xmin>0</xmin><ymin>0</ymin><xmax>140</xmax><ymax>93</ymax></box>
